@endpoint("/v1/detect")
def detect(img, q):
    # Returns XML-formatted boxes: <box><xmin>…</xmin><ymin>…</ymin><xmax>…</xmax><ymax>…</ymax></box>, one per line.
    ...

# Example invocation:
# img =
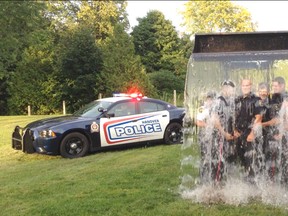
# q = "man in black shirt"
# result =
<box><xmin>262</xmin><ymin>76</ymin><xmax>288</xmax><ymax>184</ymax></box>
<box><xmin>256</xmin><ymin>82</ymin><xmax>271</xmax><ymax>177</ymax></box>
<box><xmin>234</xmin><ymin>79</ymin><xmax>262</xmax><ymax>183</ymax></box>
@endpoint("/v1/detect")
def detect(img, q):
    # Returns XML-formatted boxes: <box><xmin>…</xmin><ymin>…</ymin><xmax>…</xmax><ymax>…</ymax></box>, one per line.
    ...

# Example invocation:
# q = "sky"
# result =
<box><xmin>126</xmin><ymin>1</ymin><xmax>288</xmax><ymax>33</ymax></box>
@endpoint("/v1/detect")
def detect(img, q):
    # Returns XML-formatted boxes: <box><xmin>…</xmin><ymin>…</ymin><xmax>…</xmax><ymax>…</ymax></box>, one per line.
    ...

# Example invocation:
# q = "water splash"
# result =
<box><xmin>180</xmin><ymin>97</ymin><xmax>288</xmax><ymax>206</ymax></box>
<box><xmin>181</xmin><ymin>178</ymin><xmax>288</xmax><ymax>206</ymax></box>
<box><xmin>181</xmin><ymin>49</ymin><xmax>288</xmax><ymax>206</ymax></box>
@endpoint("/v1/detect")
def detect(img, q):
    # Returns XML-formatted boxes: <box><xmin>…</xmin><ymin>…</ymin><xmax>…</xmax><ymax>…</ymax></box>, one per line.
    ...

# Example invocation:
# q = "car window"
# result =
<box><xmin>73</xmin><ymin>100</ymin><xmax>113</xmax><ymax>117</ymax></box>
<box><xmin>108</xmin><ymin>102</ymin><xmax>136</xmax><ymax>117</ymax></box>
<box><xmin>139</xmin><ymin>101</ymin><xmax>165</xmax><ymax>113</ymax></box>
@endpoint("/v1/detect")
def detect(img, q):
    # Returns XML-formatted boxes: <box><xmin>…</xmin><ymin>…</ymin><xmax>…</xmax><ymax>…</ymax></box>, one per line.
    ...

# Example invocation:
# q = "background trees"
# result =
<box><xmin>8</xmin><ymin>29</ymin><xmax>56</xmax><ymax>114</ymax></box>
<box><xmin>97</xmin><ymin>24</ymin><xmax>156</xmax><ymax>98</ymax></box>
<box><xmin>0</xmin><ymin>1</ymin><xmax>47</xmax><ymax>115</ymax></box>
<box><xmin>181</xmin><ymin>1</ymin><xmax>256</xmax><ymax>34</ymax></box>
<box><xmin>55</xmin><ymin>25</ymin><xmax>103</xmax><ymax>113</ymax></box>
<box><xmin>1</xmin><ymin>1</ymin><xmax>140</xmax><ymax>115</ymax></box>
<box><xmin>131</xmin><ymin>10</ymin><xmax>191</xmax><ymax>98</ymax></box>
<box><xmin>131</xmin><ymin>11</ymin><xmax>179</xmax><ymax>73</ymax></box>
<box><xmin>0</xmin><ymin>0</ymin><xmax>261</xmax><ymax>115</ymax></box>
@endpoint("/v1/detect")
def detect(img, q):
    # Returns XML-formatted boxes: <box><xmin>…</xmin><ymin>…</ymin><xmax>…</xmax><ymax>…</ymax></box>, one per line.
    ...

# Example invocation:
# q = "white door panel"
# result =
<box><xmin>100</xmin><ymin>111</ymin><xmax>169</xmax><ymax>147</ymax></box>
<box><xmin>139</xmin><ymin>110</ymin><xmax>169</xmax><ymax>142</ymax></box>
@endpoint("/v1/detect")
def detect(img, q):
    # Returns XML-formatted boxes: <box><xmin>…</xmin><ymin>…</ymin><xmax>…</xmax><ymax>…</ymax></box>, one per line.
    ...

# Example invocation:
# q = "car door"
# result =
<box><xmin>137</xmin><ymin>100</ymin><xmax>170</xmax><ymax>142</ymax></box>
<box><xmin>100</xmin><ymin>101</ymin><xmax>143</xmax><ymax>147</ymax></box>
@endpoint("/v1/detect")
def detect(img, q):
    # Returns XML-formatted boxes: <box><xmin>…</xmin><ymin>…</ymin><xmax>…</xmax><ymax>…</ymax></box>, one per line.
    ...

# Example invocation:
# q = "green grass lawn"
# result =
<box><xmin>0</xmin><ymin>116</ymin><xmax>288</xmax><ymax>216</ymax></box>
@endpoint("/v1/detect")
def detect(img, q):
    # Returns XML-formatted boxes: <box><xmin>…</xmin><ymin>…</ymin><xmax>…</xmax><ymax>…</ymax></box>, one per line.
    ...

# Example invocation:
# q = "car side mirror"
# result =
<box><xmin>98</xmin><ymin>107</ymin><xmax>114</xmax><ymax>118</ymax></box>
<box><xmin>98</xmin><ymin>107</ymin><xmax>107</xmax><ymax>113</ymax></box>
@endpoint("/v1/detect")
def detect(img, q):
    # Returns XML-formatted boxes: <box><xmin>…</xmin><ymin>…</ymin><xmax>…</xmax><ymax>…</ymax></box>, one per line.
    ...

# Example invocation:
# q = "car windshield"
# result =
<box><xmin>73</xmin><ymin>100</ymin><xmax>113</xmax><ymax>117</ymax></box>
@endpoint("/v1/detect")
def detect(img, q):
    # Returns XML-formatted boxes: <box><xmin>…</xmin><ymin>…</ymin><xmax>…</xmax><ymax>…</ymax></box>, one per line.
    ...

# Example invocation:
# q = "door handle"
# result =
<box><xmin>162</xmin><ymin>115</ymin><xmax>167</xmax><ymax>117</ymax></box>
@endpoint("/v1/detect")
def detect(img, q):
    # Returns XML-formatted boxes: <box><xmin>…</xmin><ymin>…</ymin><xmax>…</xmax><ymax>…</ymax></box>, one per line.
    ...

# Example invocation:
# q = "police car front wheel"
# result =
<box><xmin>164</xmin><ymin>122</ymin><xmax>182</xmax><ymax>144</ymax></box>
<box><xmin>60</xmin><ymin>132</ymin><xmax>89</xmax><ymax>158</ymax></box>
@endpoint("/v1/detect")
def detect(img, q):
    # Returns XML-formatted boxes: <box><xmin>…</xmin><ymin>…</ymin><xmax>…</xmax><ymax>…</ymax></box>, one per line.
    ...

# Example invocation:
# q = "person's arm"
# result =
<box><xmin>213</xmin><ymin>114</ymin><xmax>234</xmax><ymax>141</ymax></box>
<box><xmin>262</xmin><ymin>117</ymin><xmax>280</xmax><ymax>127</ymax></box>
<box><xmin>196</xmin><ymin>107</ymin><xmax>208</xmax><ymax>127</ymax></box>
<box><xmin>247</xmin><ymin>114</ymin><xmax>262</xmax><ymax>142</ymax></box>
<box><xmin>196</xmin><ymin>120</ymin><xmax>206</xmax><ymax>127</ymax></box>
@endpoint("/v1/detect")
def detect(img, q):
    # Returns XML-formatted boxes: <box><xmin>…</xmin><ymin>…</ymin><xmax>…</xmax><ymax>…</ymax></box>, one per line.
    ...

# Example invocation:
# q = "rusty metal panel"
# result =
<box><xmin>193</xmin><ymin>32</ymin><xmax>288</xmax><ymax>53</ymax></box>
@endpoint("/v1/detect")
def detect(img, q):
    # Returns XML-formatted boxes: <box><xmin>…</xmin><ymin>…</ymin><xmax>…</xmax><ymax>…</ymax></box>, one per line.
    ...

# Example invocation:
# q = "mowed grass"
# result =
<box><xmin>0</xmin><ymin>116</ymin><xmax>288</xmax><ymax>216</ymax></box>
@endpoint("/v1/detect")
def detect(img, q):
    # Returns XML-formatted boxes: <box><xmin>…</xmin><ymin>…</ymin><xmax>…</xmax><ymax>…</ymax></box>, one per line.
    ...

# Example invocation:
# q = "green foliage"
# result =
<box><xmin>56</xmin><ymin>25</ymin><xmax>103</xmax><ymax>113</ymax></box>
<box><xmin>0</xmin><ymin>77</ymin><xmax>9</xmax><ymax>114</ymax></box>
<box><xmin>0</xmin><ymin>1</ymin><xmax>47</xmax><ymax>115</ymax></box>
<box><xmin>181</xmin><ymin>0</ymin><xmax>257</xmax><ymax>34</ymax></box>
<box><xmin>77</xmin><ymin>1</ymin><xmax>129</xmax><ymax>41</ymax></box>
<box><xmin>98</xmin><ymin>24</ymin><xmax>156</xmax><ymax>97</ymax></box>
<box><xmin>131</xmin><ymin>10</ymin><xmax>189</xmax><ymax>99</ymax></box>
<box><xmin>0</xmin><ymin>1</ymin><xmax>187</xmax><ymax>115</ymax></box>
<box><xmin>8</xmin><ymin>29</ymin><xmax>58</xmax><ymax>115</ymax></box>
<box><xmin>149</xmin><ymin>70</ymin><xmax>185</xmax><ymax>95</ymax></box>
<box><xmin>45</xmin><ymin>1</ymin><xmax>80</xmax><ymax>30</ymax></box>
<box><xmin>274</xmin><ymin>60</ymin><xmax>288</xmax><ymax>82</ymax></box>
<box><xmin>131</xmin><ymin>10</ymin><xmax>182</xmax><ymax>73</ymax></box>
<box><xmin>179</xmin><ymin>33</ymin><xmax>194</xmax><ymax>59</ymax></box>
<box><xmin>0</xmin><ymin>1</ymin><xmax>46</xmax><ymax>72</ymax></box>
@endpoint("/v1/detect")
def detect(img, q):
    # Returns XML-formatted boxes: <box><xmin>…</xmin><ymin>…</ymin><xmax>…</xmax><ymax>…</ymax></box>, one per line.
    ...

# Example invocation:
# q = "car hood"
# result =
<box><xmin>25</xmin><ymin>115</ymin><xmax>90</xmax><ymax>130</ymax></box>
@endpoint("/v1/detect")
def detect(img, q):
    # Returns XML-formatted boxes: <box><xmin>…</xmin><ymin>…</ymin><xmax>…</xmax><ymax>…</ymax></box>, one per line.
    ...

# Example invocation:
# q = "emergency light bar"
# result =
<box><xmin>113</xmin><ymin>93</ymin><xmax>129</xmax><ymax>97</ymax></box>
<box><xmin>113</xmin><ymin>93</ymin><xmax>144</xmax><ymax>98</ymax></box>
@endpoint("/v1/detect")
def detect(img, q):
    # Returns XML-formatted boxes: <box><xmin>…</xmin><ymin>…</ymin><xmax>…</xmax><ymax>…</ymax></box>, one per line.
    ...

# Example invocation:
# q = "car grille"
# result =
<box><xmin>12</xmin><ymin>126</ymin><xmax>22</xmax><ymax>150</ymax></box>
<box><xmin>23</xmin><ymin>128</ymin><xmax>35</xmax><ymax>153</ymax></box>
<box><xmin>12</xmin><ymin>126</ymin><xmax>35</xmax><ymax>153</ymax></box>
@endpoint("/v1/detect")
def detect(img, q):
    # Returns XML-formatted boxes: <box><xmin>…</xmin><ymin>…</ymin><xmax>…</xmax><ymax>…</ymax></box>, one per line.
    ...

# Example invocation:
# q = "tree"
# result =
<box><xmin>43</xmin><ymin>1</ymin><xmax>129</xmax><ymax>113</ymax></box>
<box><xmin>181</xmin><ymin>0</ymin><xmax>256</xmax><ymax>34</ymax></box>
<box><xmin>98</xmin><ymin>24</ymin><xmax>156</xmax><ymax>97</ymax></box>
<box><xmin>56</xmin><ymin>25</ymin><xmax>103</xmax><ymax>113</ymax></box>
<box><xmin>148</xmin><ymin>70</ymin><xmax>185</xmax><ymax>96</ymax></box>
<box><xmin>77</xmin><ymin>1</ymin><xmax>129</xmax><ymax>41</ymax></box>
<box><xmin>46</xmin><ymin>1</ymin><xmax>129</xmax><ymax>43</ymax></box>
<box><xmin>131</xmin><ymin>10</ymin><xmax>182</xmax><ymax>73</ymax></box>
<box><xmin>8</xmin><ymin>29</ymin><xmax>57</xmax><ymax>115</ymax></box>
<box><xmin>131</xmin><ymin>10</ymin><xmax>190</xmax><ymax>98</ymax></box>
<box><xmin>179</xmin><ymin>33</ymin><xmax>194</xmax><ymax>59</ymax></box>
<box><xmin>0</xmin><ymin>1</ymin><xmax>47</xmax><ymax>114</ymax></box>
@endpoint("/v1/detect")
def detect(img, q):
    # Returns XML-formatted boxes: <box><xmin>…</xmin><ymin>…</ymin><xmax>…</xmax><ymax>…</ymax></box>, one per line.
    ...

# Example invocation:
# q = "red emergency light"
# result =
<box><xmin>113</xmin><ymin>92</ymin><xmax>143</xmax><ymax>98</ymax></box>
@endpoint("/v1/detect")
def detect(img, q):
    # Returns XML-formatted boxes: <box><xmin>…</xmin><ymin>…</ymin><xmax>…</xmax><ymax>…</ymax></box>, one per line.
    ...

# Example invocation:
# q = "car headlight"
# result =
<box><xmin>39</xmin><ymin>129</ymin><xmax>56</xmax><ymax>138</ymax></box>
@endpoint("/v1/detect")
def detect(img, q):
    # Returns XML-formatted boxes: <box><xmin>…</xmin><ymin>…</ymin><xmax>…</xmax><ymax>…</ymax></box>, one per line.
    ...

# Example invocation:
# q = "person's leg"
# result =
<box><xmin>243</xmin><ymin>141</ymin><xmax>256</xmax><ymax>179</ymax></box>
<box><xmin>281</xmin><ymin>135</ymin><xmax>288</xmax><ymax>185</ymax></box>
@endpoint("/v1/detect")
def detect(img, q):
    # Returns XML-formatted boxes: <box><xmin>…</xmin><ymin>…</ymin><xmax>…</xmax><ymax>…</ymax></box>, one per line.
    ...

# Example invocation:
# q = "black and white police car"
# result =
<box><xmin>12</xmin><ymin>93</ymin><xmax>185</xmax><ymax>158</ymax></box>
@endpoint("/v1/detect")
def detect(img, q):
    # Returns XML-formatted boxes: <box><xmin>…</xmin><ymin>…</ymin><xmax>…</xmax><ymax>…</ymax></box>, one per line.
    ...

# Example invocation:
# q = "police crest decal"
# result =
<box><xmin>91</xmin><ymin>122</ymin><xmax>99</xmax><ymax>133</ymax></box>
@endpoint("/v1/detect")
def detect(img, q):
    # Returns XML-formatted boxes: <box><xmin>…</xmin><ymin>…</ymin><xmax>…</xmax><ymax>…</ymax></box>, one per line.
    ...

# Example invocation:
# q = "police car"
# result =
<box><xmin>12</xmin><ymin>93</ymin><xmax>185</xmax><ymax>158</ymax></box>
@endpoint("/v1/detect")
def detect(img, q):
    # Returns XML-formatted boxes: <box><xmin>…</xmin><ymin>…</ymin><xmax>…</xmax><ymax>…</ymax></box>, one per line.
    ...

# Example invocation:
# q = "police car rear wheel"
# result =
<box><xmin>60</xmin><ymin>132</ymin><xmax>89</xmax><ymax>158</ymax></box>
<box><xmin>164</xmin><ymin>122</ymin><xmax>182</xmax><ymax>144</ymax></box>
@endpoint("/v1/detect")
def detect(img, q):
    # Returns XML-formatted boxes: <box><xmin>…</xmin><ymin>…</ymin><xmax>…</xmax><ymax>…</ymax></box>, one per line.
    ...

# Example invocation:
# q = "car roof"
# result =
<box><xmin>98</xmin><ymin>96</ymin><xmax>149</xmax><ymax>103</ymax></box>
<box><xmin>97</xmin><ymin>96</ymin><xmax>170</xmax><ymax>105</ymax></box>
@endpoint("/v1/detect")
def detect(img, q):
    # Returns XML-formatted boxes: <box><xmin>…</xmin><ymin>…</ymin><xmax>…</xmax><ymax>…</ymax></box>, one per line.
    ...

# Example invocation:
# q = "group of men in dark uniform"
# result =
<box><xmin>196</xmin><ymin>76</ymin><xmax>288</xmax><ymax>186</ymax></box>
<box><xmin>260</xmin><ymin>76</ymin><xmax>288</xmax><ymax>184</ymax></box>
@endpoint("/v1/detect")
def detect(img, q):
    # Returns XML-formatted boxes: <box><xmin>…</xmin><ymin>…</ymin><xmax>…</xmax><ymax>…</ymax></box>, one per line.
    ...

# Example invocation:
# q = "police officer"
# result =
<box><xmin>256</xmin><ymin>82</ymin><xmax>271</xmax><ymax>177</ymax></box>
<box><xmin>196</xmin><ymin>91</ymin><xmax>216</xmax><ymax>183</ymax></box>
<box><xmin>212</xmin><ymin>80</ymin><xmax>236</xmax><ymax>182</ymax></box>
<box><xmin>262</xmin><ymin>77</ymin><xmax>288</xmax><ymax>183</ymax></box>
<box><xmin>234</xmin><ymin>79</ymin><xmax>262</xmax><ymax>183</ymax></box>
<box><xmin>278</xmin><ymin>97</ymin><xmax>288</xmax><ymax>185</ymax></box>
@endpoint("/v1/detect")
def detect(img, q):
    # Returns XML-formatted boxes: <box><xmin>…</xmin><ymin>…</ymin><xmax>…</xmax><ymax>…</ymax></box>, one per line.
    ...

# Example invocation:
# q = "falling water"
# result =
<box><xmin>180</xmin><ymin>35</ymin><xmax>288</xmax><ymax>206</ymax></box>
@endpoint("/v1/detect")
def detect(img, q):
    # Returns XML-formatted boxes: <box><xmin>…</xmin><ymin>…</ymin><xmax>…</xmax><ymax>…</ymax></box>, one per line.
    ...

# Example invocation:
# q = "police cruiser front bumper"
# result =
<box><xmin>12</xmin><ymin>126</ymin><xmax>35</xmax><ymax>153</ymax></box>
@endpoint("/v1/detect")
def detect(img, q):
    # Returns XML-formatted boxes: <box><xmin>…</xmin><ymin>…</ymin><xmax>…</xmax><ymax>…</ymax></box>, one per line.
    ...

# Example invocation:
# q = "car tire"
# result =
<box><xmin>164</xmin><ymin>122</ymin><xmax>182</xmax><ymax>144</ymax></box>
<box><xmin>60</xmin><ymin>132</ymin><xmax>89</xmax><ymax>158</ymax></box>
